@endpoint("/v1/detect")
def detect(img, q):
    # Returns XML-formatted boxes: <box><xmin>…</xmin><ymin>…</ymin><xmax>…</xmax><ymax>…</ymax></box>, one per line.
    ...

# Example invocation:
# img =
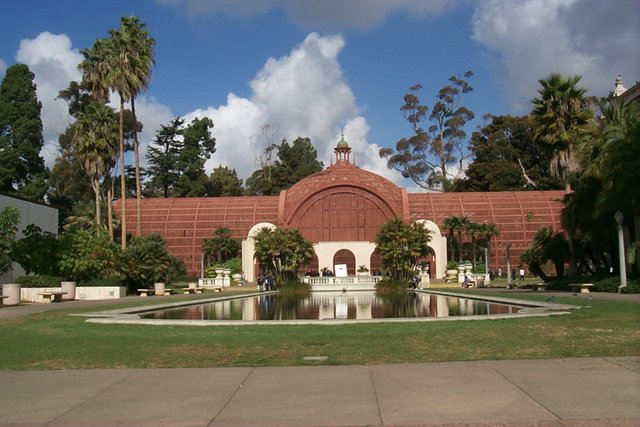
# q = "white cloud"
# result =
<box><xmin>16</xmin><ymin>32</ymin><xmax>83</xmax><ymax>166</ymax></box>
<box><xmin>157</xmin><ymin>0</ymin><xmax>456</xmax><ymax>30</ymax></box>
<box><xmin>472</xmin><ymin>0</ymin><xmax>640</xmax><ymax>111</ymax></box>
<box><xmin>0</xmin><ymin>58</ymin><xmax>6</xmax><ymax>74</ymax></box>
<box><xmin>13</xmin><ymin>32</ymin><xmax>174</xmax><ymax>171</ymax></box>
<box><xmin>185</xmin><ymin>33</ymin><xmax>397</xmax><ymax>184</ymax></box>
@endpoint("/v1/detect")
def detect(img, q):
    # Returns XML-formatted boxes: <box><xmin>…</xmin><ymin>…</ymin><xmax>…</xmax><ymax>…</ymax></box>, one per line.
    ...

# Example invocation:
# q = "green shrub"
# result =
<box><xmin>278</xmin><ymin>280</ymin><xmax>311</xmax><ymax>296</ymax></box>
<box><xmin>15</xmin><ymin>275</ymin><xmax>63</xmax><ymax>288</ymax></box>
<box><xmin>375</xmin><ymin>278</ymin><xmax>409</xmax><ymax>295</ymax></box>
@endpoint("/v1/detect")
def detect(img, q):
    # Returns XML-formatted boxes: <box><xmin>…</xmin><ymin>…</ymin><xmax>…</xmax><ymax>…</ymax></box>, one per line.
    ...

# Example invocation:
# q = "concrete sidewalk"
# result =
<box><xmin>0</xmin><ymin>357</ymin><xmax>638</xmax><ymax>426</ymax></box>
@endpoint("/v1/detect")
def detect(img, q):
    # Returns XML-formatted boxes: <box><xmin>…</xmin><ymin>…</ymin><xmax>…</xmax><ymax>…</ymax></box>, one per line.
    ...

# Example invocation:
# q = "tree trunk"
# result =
<box><xmin>107</xmin><ymin>178</ymin><xmax>114</xmax><ymax>241</ymax></box>
<box><xmin>131</xmin><ymin>96</ymin><xmax>142</xmax><ymax>237</ymax></box>
<box><xmin>92</xmin><ymin>177</ymin><xmax>101</xmax><ymax>226</ymax></box>
<box><xmin>119</xmin><ymin>95</ymin><xmax>127</xmax><ymax>249</ymax></box>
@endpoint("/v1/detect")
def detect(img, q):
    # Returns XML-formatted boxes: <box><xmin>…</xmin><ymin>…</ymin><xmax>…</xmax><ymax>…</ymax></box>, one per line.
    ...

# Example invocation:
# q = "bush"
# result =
<box><xmin>15</xmin><ymin>275</ymin><xmax>63</xmax><ymax>288</ymax></box>
<box><xmin>375</xmin><ymin>278</ymin><xmax>409</xmax><ymax>295</ymax></box>
<box><xmin>278</xmin><ymin>280</ymin><xmax>311</xmax><ymax>296</ymax></box>
<box><xmin>119</xmin><ymin>234</ymin><xmax>185</xmax><ymax>291</ymax></box>
<box><xmin>545</xmin><ymin>274</ymin><xmax>640</xmax><ymax>293</ymax></box>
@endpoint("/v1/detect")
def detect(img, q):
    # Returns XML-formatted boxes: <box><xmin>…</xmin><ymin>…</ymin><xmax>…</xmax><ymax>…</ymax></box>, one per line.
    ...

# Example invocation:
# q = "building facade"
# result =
<box><xmin>121</xmin><ymin>138</ymin><xmax>565</xmax><ymax>282</ymax></box>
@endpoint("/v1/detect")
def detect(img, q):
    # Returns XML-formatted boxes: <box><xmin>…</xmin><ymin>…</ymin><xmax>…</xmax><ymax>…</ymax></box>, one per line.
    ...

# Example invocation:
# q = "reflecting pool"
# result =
<box><xmin>139</xmin><ymin>291</ymin><xmax>524</xmax><ymax>321</ymax></box>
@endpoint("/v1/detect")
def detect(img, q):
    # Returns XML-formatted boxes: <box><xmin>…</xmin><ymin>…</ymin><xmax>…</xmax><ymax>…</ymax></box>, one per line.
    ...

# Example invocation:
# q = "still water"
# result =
<box><xmin>139</xmin><ymin>291</ymin><xmax>523</xmax><ymax>321</ymax></box>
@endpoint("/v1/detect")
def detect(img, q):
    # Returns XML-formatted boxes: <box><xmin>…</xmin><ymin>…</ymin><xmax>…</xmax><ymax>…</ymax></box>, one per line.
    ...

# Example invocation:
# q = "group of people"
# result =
<box><xmin>494</xmin><ymin>266</ymin><xmax>526</xmax><ymax>281</ymax></box>
<box><xmin>257</xmin><ymin>273</ymin><xmax>275</xmax><ymax>291</ymax></box>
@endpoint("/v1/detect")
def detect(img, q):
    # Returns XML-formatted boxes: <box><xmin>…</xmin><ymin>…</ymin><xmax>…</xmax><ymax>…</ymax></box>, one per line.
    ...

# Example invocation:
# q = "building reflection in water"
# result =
<box><xmin>141</xmin><ymin>292</ymin><xmax>523</xmax><ymax>321</ymax></box>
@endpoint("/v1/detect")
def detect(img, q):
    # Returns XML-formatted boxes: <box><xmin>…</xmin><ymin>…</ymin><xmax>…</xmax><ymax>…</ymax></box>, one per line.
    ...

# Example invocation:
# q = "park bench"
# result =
<box><xmin>182</xmin><ymin>287</ymin><xmax>205</xmax><ymax>294</ymax></box>
<box><xmin>570</xmin><ymin>283</ymin><xmax>593</xmax><ymax>293</ymax></box>
<box><xmin>137</xmin><ymin>289</ymin><xmax>154</xmax><ymax>297</ymax></box>
<box><xmin>531</xmin><ymin>283</ymin><xmax>548</xmax><ymax>292</ymax></box>
<box><xmin>163</xmin><ymin>289</ymin><xmax>176</xmax><ymax>295</ymax></box>
<box><xmin>37</xmin><ymin>291</ymin><xmax>67</xmax><ymax>303</ymax></box>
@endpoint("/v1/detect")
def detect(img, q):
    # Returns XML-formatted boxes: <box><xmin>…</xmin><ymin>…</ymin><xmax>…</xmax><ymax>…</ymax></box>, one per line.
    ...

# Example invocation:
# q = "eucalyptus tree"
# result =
<box><xmin>72</xmin><ymin>101</ymin><xmax>119</xmax><ymax>226</ymax></box>
<box><xmin>379</xmin><ymin>71</ymin><xmax>474</xmax><ymax>191</ymax></box>
<box><xmin>0</xmin><ymin>64</ymin><xmax>47</xmax><ymax>201</ymax></box>
<box><xmin>375</xmin><ymin>218</ymin><xmax>431</xmax><ymax>281</ymax></box>
<box><xmin>531</xmin><ymin>74</ymin><xmax>593</xmax><ymax>192</ymax></box>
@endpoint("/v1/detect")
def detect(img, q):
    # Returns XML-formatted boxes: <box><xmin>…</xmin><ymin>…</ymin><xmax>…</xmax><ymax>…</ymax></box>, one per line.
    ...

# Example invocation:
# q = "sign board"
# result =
<box><xmin>334</xmin><ymin>264</ymin><xmax>348</xmax><ymax>277</ymax></box>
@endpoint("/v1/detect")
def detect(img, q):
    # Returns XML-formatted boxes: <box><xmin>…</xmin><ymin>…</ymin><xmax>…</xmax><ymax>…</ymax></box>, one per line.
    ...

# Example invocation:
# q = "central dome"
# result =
<box><xmin>278</xmin><ymin>140</ymin><xmax>408</xmax><ymax>242</ymax></box>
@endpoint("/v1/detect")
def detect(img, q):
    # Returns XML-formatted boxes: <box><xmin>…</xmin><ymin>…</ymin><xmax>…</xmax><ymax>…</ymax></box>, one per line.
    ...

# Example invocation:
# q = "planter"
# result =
<box><xmin>154</xmin><ymin>282</ymin><xmax>165</xmax><ymax>296</ymax></box>
<box><xmin>60</xmin><ymin>281</ymin><xmax>76</xmax><ymax>301</ymax></box>
<box><xmin>2</xmin><ymin>283</ymin><xmax>21</xmax><ymax>306</ymax></box>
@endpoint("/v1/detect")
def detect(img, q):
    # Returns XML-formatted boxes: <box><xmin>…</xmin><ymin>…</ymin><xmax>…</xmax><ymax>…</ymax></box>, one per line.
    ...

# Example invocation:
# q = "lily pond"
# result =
<box><xmin>138</xmin><ymin>291</ymin><xmax>526</xmax><ymax>321</ymax></box>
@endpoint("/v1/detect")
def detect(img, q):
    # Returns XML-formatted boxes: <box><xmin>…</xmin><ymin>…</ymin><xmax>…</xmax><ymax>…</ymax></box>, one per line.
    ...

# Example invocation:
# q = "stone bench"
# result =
<box><xmin>182</xmin><ymin>287</ymin><xmax>206</xmax><ymax>294</ymax></box>
<box><xmin>137</xmin><ymin>289</ymin><xmax>154</xmax><ymax>297</ymax></box>
<box><xmin>163</xmin><ymin>289</ymin><xmax>176</xmax><ymax>296</ymax></box>
<box><xmin>531</xmin><ymin>283</ymin><xmax>548</xmax><ymax>292</ymax></box>
<box><xmin>37</xmin><ymin>291</ymin><xmax>67</xmax><ymax>303</ymax></box>
<box><xmin>570</xmin><ymin>283</ymin><xmax>594</xmax><ymax>293</ymax></box>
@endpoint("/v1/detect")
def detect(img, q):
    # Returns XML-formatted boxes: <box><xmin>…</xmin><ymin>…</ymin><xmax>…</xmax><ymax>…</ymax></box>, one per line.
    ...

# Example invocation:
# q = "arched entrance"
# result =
<box><xmin>333</xmin><ymin>249</ymin><xmax>356</xmax><ymax>275</ymax></box>
<box><xmin>416</xmin><ymin>247</ymin><xmax>436</xmax><ymax>278</ymax></box>
<box><xmin>369</xmin><ymin>250</ymin><xmax>383</xmax><ymax>275</ymax></box>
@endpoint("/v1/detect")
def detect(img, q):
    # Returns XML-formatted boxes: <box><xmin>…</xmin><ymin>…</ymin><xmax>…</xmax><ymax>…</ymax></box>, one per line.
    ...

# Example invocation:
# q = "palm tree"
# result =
<box><xmin>531</xmin><ymin>73</ymin><xmax>593</xmax><ymax>192</ymax></box>
<box><xmin>253</xmin><ymin>227</ymin><xmax>314</xmax><ymax>282</ymax></box>
<box><xmin>442</xmin><ymin>215</ymin><xmax>469</xmax><ymax>262</ymax></box>
<box><xmin>80</xmin><ymin>17</ymin><xmax>155</xmax><ymax>248</ymax></box>
<box><xmin>117</xmin><ymin>17</ymin><xmax>155</xmax><ymax>237</ymax></box>
<box><xmin>72</xmin><ymin>102</ymin><xmax>118</xmax><ymax>226</ymax></box>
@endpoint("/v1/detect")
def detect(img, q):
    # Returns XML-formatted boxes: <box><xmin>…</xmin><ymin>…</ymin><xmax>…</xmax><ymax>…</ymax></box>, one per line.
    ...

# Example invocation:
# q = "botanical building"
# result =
<box><xmin>121</xmin><ymin>137</ymin><xmax>565</xmax><ymax>282</ymax></box>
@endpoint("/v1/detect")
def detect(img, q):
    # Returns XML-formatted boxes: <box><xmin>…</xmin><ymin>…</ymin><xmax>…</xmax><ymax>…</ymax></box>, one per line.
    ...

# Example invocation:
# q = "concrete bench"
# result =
<box><xmin>182</xmin><ymin>287</ymin><xmax>205</xmax><ymax>294</ymax></box>
<box><xmin>570</xmin><ymin>283</ymin><xmax>594</xmax><ymax>293</ymax></box>
<box><xmin>137</xmin><ymin>289</ymin><xmax>154</xmax><ymax>297</ymax></box>
<box><xmin>37</xmin><ymin>291</ymin><xmax>67</xmax><ymax>303</ymax></box>
<box><xmin>531</xmin><ymin>283</ymin><xmax>547</xmax><ymax>292</ymax></box>
<box><xmin>163</xmin><ymin>289</ymin><xmax>176</xmax><ymax>296</ymax></box>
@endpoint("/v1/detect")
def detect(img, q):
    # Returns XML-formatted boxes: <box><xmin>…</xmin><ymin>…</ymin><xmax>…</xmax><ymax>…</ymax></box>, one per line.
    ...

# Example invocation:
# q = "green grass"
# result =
<box><xmin>1</xmin><ymin>291</ymin><xmax>638</xmax><ymax>370</ymax></box>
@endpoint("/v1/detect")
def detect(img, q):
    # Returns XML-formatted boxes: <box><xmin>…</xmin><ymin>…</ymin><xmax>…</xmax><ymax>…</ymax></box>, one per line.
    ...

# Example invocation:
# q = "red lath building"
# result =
<box><xmin>119</xmin><ymin>137</ymin><xmax>565</xmax><ymax>281</ymax></box>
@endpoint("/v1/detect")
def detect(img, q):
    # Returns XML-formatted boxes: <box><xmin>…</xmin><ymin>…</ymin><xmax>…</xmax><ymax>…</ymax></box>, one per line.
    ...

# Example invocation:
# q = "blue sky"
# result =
<box><xmin>1</xmin><ymin>0</ymin><xmax>638</xmax><ymax>188</ymax></box>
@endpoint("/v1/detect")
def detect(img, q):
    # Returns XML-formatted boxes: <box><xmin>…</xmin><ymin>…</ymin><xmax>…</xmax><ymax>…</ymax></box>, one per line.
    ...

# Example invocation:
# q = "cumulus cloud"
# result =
<box><xmin>157</xmin><ymin>0</ymin><xmax>456</xmax><ymax>30</ymax></box>
<box><xmin>185</xmin><ymin>33</ymin><xmax>396</xmax><ymax>183</ymax></box>
<box><xmin>12</xmin><ymin>32</ymin><xmax>173</xmax><ymax>171</ymax></box>
<box><xmin>472</xmin><ymin>0</ymin><xmax>640</xmax><ymax>111</ymax></box>
<box><xmin>16</xmin><ymin>32</ymin><xmax>83</xmax><ymax>166</ymax></box>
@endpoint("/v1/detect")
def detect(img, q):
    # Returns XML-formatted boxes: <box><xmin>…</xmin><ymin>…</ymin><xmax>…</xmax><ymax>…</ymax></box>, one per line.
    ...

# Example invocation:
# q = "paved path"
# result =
<box><xmin>0</xmin><ymin>357</ymin><xmax>638</xmax><ymax>426</ymax></box>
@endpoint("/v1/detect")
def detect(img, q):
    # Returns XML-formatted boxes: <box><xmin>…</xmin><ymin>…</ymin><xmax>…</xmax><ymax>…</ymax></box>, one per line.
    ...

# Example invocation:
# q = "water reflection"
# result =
<box><xmin>140</xmin><ymin>292</ymin><xmax>523</xmax><ymax>321</ymax></box>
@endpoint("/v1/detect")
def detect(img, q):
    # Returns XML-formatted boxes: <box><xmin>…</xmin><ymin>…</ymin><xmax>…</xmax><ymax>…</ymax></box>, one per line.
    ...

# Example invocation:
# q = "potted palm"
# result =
<box><xmin>357</xmin><ymin>265</ymin><xmax>369</xmax><ymax>276</ymax></box>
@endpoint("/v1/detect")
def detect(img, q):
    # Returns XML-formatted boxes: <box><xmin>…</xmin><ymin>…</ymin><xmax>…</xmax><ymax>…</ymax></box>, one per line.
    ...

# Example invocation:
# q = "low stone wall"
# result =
<box><xmin>21</xmin><ymin>286</ymin><xmax>126</xmax><ymax>302</ymax></box>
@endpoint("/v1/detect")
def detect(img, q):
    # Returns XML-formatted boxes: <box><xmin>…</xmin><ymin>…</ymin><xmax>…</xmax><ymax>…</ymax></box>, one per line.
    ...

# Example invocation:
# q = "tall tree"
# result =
<box><xmin>0</xmin><ymin>64</ymin><xmax>48</xmax><ymax>201</ymax></box>
<box><xmin>0</xmin><ymin>207</ymin><xmax>20</xmax><ymax>275</ymax></box>
<box><xmin>145</xmin><ymin>117</ymin><xmax>183</xmax><ymax>197</ymax></box>
<box><xmin>452</xmin><ymin>115</ymin><xmax>561</xmax><ymax>191</ymax></box>
<box><xmin>72</xmin><ymin>101</ymin><xmax>119</xmax><ymax>226</ymax></box>
<box><xmin>531</xmin><ymin>73</ymin><xmax>593</xmax><ymax>192</ymax></box>
<box><xmin>208</xmin><ymin>166</ymin><xmax>243</xmax><ymax>196</ymax></box>
<box><xmin>118</xmin><ymin>17</ymin><xmax>155</xmax><ymax>237</ymax></box>
<box><xmin>175</xmin><ymin>117</ymin><xmax>216</xmax><ymax>197</ymax></box>
<box><xmin>379</xmin><ymin>71</ymin><xmax>474</xmax><ymax>191</ymax></box>
<box><xmin>246</xmin><ymin>136</ymin><xmax>323</xmax><ymax>195</ymax></box>
<box><xmin>79</xmin><ymin>17</ymin><xmax>154</xmax><ymax>248</ymax></box>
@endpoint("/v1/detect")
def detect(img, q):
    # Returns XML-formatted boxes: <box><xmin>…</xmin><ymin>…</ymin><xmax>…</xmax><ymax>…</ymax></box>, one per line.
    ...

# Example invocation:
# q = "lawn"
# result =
<box><xmin>1</xmin><ymin>290</ymin><xmax>638</xmax><ymax>370</ymax></box>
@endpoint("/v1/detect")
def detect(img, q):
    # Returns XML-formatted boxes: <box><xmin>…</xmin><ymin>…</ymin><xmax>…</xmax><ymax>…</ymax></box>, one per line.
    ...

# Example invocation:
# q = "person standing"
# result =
<box><xmin>519</xmin><ymin>267</ymin><xmax>525</xmax><ymax>281</ymax></box>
